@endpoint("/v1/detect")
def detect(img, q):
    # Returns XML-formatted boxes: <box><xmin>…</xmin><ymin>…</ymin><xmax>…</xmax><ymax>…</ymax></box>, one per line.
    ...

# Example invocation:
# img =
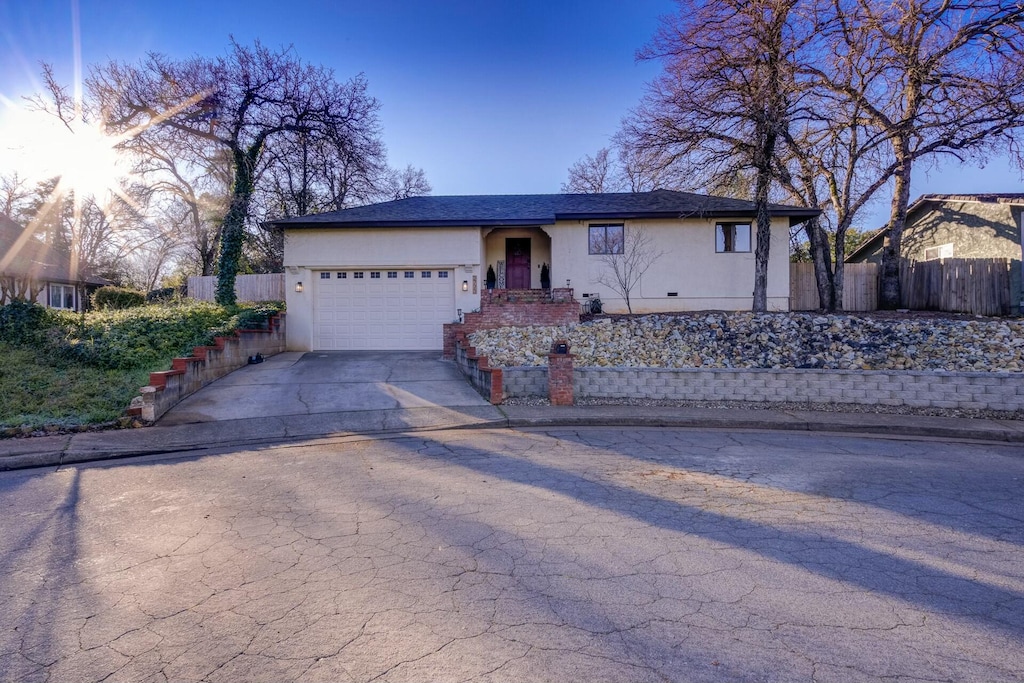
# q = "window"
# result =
<box><xmin>589</xmin><ymin>224</ymin><xmax>624</xmax><ymax>255</ymax></box>
<box><xmin>716</xmin><ymin>223</ymin><xmax>751</xmax><ymax>252</ymax></box>
<box><xmin>387</xmin><ymin>271</ymin><xmax>397</xmax><ymax>278</ymax></box>
<box><xmin>320</xmin><ymin>272</ymin><xmax>331</xmax><ymax>279</ymax></box>
<box><xmin>923</xmin><ymin>243</ymin><xmax>954</xmax><ymax>261</ymax></box>
<box><xmin>353</xmin><ymin>272</ymin><xmax>364</xmax><ymax>279</ymax></box>
<box><xmin>404</xmin><ymin>271</ymin><xmax>414</xmax><ymax>278</ymax></box>
<box><xmin>337</xmin><ymin>272</ymin><xmax>347</xmax><ymax>279</ymax></box>
<box><xmin>438</xmin><ymin>271</ymin><xmax>449</xmax><ymax>278</ymax></box>
<box><xmin>370</xmin><ymin>271</ymin><xmax>380</xmax><ymax>279</ymax></box>
<box><xmin>421</xmin><ymin>271</ymin><xmax>431</xmax><ymax>278</ymax></box>
<box><xmin>49</xmin><ymin>283</ymin><xmax>75</xmax><ymax>310</ymax></box>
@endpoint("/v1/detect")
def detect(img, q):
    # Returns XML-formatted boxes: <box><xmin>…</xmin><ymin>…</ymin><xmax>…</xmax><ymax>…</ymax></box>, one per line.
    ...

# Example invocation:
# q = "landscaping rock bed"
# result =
<box><xmin>469</xmin><ymin>312</ymin><xmax>1024</xmax><ymax>372</ymax></box>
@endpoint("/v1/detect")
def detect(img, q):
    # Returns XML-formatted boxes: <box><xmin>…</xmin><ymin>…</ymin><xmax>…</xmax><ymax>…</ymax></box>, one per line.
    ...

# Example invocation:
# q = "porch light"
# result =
<box><xmin>566</xmin><ymin>279</ymin><xmax>571</xmax><ymax>288</ymax></box>
<box><xmin>462</xmin><ymin>280</ymin><xmax>469</xmax><ymax>291</ymax></box>
<box><xmin>295</xmin><ymin>281</ymin><xmax>304</xmax><ymax>293</ymax></box>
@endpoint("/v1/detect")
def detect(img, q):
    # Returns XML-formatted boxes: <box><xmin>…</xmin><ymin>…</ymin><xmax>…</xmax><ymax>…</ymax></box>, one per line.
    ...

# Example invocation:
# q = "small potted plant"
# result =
<box><xmin>540</xmin><ymin>263</ymin><xmax>551</xmax><ymax>290</ymax></box>
<box><xmin>486</xmin><ymin>265</ymin><xmax>496</xmax><ymax>290</ymax></box>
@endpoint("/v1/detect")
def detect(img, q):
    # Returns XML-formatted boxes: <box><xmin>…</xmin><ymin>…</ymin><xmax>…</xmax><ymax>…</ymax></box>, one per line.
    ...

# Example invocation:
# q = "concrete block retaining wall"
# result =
<box><xmin>501</xmin><ymin>365</ymin><xmax>1024</xmax><ymax>411</ymax></box>
<box><xmin>134</xmin><ymin>314</ymin><xmax>286</xmax><ymax>422</ymax></box>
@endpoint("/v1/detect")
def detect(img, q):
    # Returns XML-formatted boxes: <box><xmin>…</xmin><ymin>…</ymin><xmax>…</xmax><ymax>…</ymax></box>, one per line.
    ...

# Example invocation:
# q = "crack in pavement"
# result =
<box><xmin>1</xmin><ymin>428</ymin><xmax>1022</xmax><ymax>682</ymax></box>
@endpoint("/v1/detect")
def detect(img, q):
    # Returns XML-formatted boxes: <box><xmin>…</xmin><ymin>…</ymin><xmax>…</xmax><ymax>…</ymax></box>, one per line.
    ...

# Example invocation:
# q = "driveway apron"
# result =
<box><xmin>158</xmin><ymin>351</ymin><xmax>503</xmax><ymax>434</ymax></box>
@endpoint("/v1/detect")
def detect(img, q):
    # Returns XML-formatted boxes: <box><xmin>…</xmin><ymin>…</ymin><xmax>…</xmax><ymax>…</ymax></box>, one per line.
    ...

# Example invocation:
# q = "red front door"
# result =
<box><xmin>506</xmin><ymin>238</ymin><xmax>531</xmax><ymax>289</ymax></box>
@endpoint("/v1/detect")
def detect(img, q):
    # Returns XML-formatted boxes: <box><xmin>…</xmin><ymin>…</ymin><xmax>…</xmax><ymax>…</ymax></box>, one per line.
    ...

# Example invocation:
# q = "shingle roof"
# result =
<box><xmin>0</xmin><ymin>214</ymin><xmax>108</xmax><ymax>285</ymax></box>
<box><xmin>268</xmin><ymin>189</ymin><xmax>820</xmax><ymax>229</ymax></box>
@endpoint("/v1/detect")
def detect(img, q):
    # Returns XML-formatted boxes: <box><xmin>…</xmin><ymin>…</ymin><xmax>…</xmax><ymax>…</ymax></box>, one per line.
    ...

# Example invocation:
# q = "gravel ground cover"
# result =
<box><xmin>470</xmin><ymin>311</ymin><xmax>1024</xmax><ymax>372</ymax></box>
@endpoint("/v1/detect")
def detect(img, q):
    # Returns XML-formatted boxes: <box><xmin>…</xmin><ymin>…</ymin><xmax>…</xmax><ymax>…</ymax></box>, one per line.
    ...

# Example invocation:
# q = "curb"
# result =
<box><xmin>2</xmin><ymin>412</ymin><xmax>1021</xmax><ymax>473</ymax></box>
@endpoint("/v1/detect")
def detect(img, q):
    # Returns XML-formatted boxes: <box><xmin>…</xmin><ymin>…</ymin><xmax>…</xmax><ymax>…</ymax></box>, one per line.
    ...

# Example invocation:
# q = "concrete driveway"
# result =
<box><xmin>159</xmin><ymin>351</ymin><xmax>504</xmax><ymax>433</ymax></box>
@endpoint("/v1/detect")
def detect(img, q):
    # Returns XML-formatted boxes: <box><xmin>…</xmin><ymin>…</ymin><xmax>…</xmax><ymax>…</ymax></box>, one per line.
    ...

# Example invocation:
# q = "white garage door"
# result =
<box><xmin>313</xmin><ymin>268</ymin><xmax>455</xmax><ymax>350</ymax></box>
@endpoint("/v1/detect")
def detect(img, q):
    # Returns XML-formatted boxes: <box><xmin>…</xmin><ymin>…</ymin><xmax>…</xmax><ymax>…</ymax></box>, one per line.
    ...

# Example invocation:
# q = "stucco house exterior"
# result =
<box><xmin>270</xmin><ymin>190</ymin><xmax>819</xmax><ymax>351</ymax></box>
<box><xmin>846</xmin><ymin>193</ymin><xmax>1024</xmax><ymax>309</ymax></box>
<box><xmin>0</xmin><ymin>213</ymin><xmax>108</xmax><ymax>311</ymax></box>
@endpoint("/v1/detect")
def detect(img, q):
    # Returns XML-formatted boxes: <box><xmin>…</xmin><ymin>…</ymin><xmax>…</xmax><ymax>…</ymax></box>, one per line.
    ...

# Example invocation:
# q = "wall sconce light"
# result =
<box><xmin>566</xmin><ymin>279</ymin><xmax>571</xmax><ymax>288</ymax></box>
<box><xmin>295</xmin><ymin>281</ymin><xmax>304</xmax><ymax>293</ymax></box>
<box><xmin>462</xmin><ymin>280</ymin><xmax>469</xmax><ymax>291</ymax></box>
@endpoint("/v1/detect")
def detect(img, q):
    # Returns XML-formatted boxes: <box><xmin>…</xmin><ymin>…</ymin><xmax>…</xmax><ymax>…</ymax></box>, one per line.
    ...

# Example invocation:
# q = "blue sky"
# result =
<box><xmin>1</xmin><ymin>0</ymin><xmax>1021</xmax><ymax>230</ymax></box>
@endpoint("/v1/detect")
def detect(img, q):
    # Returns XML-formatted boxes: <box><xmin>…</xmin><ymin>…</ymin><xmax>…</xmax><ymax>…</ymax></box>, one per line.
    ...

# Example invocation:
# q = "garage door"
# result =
<box><xmin>313</xmin><ymin>268</ymin><xmax>456</xmax><ymax>350</ymax></box>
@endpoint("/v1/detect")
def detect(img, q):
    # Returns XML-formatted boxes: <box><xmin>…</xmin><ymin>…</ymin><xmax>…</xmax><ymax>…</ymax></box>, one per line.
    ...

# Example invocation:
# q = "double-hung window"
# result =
<box><xmin>589</xmin><ymin>224</ymin><xmax>624</xmax><ymax>255</ymax></box>
<box><xmin>49</xmin><ymin>283</ymin><xmax>75</xmax><ymax>310</ymax></box>
<box><xmin>715</xmin><ymin>223</ymin><xmax>751</xmax><ymax>253</ymax></box>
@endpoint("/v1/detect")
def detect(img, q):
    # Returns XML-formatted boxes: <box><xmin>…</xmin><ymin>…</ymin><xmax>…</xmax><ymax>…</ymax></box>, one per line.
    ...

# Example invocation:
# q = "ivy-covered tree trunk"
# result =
<box><xmin>215</xmin><ymin>145</ymin><xmax>260</xmax><ymax>306</ymax></box>
<box><xmin>879</xmin><ymin>144</ymin><xmax>911</xmax><ymax>310</ymax></box>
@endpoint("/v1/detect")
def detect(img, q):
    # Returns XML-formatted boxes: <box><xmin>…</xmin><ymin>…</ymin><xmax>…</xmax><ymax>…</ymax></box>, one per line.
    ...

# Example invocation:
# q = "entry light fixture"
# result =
<box><xmin>295</xmin><ymin>281</ymin><xmax>304</xmax><ymax>293</ymax></box>
<box><xmin>462</xmin><ymin>280</ymin><xmax>469</xmax><ymax>291</ymax></box>
<box><xmin>566</xmin><ymin>279</ymin><xmax>571</xmax><ymax>288</ymax></box>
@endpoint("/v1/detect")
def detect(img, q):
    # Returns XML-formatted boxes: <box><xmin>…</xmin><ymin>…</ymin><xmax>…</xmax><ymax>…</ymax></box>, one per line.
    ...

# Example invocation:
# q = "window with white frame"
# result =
<box><xmin>589</xmin><ymin>224</ymin><xmax>624</xmax><ymax>255</ymax></box>
<box><xmin>923</xmin><ymin>243</ymin><xmax>954</xmax><ymax>261</ymax></box>
<box><xmin>715</xmin><ymin>223</ymin><xmax>751</xmax><ymax>252</ymax></box>
<box><xmin>49</xmin><ymin>283</ymin><xmax>75</xmax><ymax>310</ymax></box>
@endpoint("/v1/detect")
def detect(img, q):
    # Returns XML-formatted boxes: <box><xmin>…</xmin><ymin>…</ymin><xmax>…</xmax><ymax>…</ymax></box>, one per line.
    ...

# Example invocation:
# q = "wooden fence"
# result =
<box><xmin>187</xmin><ymin>273</ymin><xmax>285</xmax><ymax>302</ymax></box>
<box><xmin>900</xmin><ymin>258</ymin><xmax>1011</xmax><ymax>316</ymax></box>
<box><xmin>790</xmin><ymin>262</ymin><xmax>878</xmax><ymax>311</ymax></box>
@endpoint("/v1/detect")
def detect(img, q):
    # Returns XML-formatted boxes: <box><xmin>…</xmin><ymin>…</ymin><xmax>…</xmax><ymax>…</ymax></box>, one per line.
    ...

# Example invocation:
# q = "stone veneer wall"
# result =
<box><xmin>134</xmin><ymin>314</ymin><xmax>286</xmax><ymax>422</ymax></box>
<box><xmin>502</xmin><ymin>365</ymin><xmax>1024</xmax><ymax>411</ymax></box>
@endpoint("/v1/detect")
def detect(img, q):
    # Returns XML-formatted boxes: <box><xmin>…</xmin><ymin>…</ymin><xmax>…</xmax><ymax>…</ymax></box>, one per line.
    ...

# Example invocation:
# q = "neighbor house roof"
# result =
<box><xmin>267</xmin><ymin>189</ymin><xmax>820</xmax><ymax>229</ymax></box>
<box><xmin>845</xmin><ymin>193</ymin><xmax>1024</xmax><ymax>262</ymax></box>
<box><xmin>0</xmin><ymin>213</ymin><xmax>108</xmax><ymax>285</ymax></box>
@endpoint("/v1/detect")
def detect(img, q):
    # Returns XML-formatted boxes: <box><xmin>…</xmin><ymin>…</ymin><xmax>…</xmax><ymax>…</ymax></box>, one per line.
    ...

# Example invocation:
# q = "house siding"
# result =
<box><xmin>852</xmin><ymin>201</ymin><xmax>1024</xmax><ymax>307</ymax></box>
<box><xmin>549</xmin><ymin>217</ymin><xmax>791</xmax><ymax>313</ymax></box>
<box><xmin>283</xmin><ymin>227</ymin><xmax>483</xmax><ymax>351</ymax></box>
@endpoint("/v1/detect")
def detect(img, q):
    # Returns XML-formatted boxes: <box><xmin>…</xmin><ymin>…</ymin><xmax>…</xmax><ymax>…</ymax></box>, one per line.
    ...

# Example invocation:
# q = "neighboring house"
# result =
<box><xmin>0</xmin><ymin>213</ymin><xmax>108</xmax><ymax>311</ymax></box>
<box><xmin>269</xmin><ymin>190</ymin><xmax>819</xmax><ymax>351</ymax></box>
<box><xmin>846</xmin><ymin>193</ymin><xmax>1024</xmax><ymax>309</ymax></box>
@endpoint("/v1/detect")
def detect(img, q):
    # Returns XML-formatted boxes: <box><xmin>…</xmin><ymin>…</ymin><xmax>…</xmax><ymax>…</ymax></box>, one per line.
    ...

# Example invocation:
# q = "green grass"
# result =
<box><xmin>0</xmin><ymin>343</ymin><xmax>151</xmax><ymax>429</ymax></box>
<box><xmin>0</xmin><ymin>299</ymin><xmax>284</xmax><ymax>431</ymax></box>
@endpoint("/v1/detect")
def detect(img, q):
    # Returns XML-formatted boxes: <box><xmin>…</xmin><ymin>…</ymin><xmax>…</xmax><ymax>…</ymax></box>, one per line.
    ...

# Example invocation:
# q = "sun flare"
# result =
<box><xmin>0</xmin><ymin>99</ymin><xmax>131</xmax><ymax>207</ymax></box>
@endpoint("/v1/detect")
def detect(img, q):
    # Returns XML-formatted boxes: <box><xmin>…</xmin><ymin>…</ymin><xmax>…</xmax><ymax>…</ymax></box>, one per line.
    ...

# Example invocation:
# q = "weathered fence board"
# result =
<box><xmin>900</xmin><ymin>258</ymin><xmax>1010</xmax><ymax>316</ymax></box>
<box><xmin>188</xmin><ymin>274</ymin><xmax>285</xmax><ymax>302</ymax></box>
<box><xmin>789</xmin><ymin>262</ymin><xmax>878</xmax><ymax>311</ymax></box>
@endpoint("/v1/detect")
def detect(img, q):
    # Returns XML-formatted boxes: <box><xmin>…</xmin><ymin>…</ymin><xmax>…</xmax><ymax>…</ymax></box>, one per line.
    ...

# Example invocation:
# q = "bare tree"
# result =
<box><xmin>594</xmin><ymin>226</ymin><xmax>664</xmax><ymax>314</ymax></box>
<box><xmin>384</xmin><ymin>165</ymin><xmax>432</xmax><ymax>201</ymax></box>
<box><xmin>561</xmin><ymin>148</ymin><xmax>627</xmax><ymax>193</ymax></box>
<box><xmin>0</xmin><ymin>173</ymin><xmax>33</xmax><ymax>223</ymax></box>
<box><xmin>625</xmin><ymin>0</ymin><xmax>804</xmax><ymax>311</ymax></box>
<box><xmin>803</xmin><ymin>0</ymin><xmax>1024</xmax><ymax>308</ymax></box>
<box><xmin>91</xmin><ymin>39</ymin><xmax>388</xmax><ymax>305</ymax></box>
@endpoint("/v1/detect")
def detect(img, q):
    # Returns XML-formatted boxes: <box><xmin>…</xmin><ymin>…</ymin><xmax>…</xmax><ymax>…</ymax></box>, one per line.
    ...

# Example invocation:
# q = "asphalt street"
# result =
<box><xmin>1</xmin><ymin>427</ymin><xmax>1022</xmax><ymax>682</ymax></box>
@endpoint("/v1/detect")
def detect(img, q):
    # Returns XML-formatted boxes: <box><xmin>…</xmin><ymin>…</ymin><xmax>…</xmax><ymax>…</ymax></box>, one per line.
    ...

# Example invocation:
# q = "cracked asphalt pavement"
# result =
<box><xmin>1</xmin><ymin>427</ymin><xmax>1022</xmax><ymax>682</ymax></box>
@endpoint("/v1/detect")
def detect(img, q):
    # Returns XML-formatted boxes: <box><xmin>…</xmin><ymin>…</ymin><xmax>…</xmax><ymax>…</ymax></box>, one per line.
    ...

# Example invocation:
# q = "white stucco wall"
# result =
<box><xmin>481</xmin><ymin>227</ymin><xmax>553</xmax><ymax>289</ymax></box>
<box><xmin>548</xmin><ymin>217</ymin><xmax>791</xmax><ymax>313</ymax></box>
<box><xmin>283</xmin><ymin>227</ymin><xmax>483</xmax><ymax>351</ymax></box>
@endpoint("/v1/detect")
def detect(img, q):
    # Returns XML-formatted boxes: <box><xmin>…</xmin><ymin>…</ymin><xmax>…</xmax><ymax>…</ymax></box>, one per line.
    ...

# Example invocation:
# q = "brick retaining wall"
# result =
<box><xmin>133</xmin><ymin>314</ymin><xmax>286</xmax><ymax>422</ymax></box>
<box><xmin>453</xmin><ymin>333</ymin><xmax>503</xmax><ymax>404</ymax></box>
<box><xmin>501</xmin><ymin>364</ymin><xmax>1024</xmax><ymax>411</ymax></box>
<box><xmin>443</xmin><ymin>288</ymin><xmax>579</xmax><ymax>359</ymax></box>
